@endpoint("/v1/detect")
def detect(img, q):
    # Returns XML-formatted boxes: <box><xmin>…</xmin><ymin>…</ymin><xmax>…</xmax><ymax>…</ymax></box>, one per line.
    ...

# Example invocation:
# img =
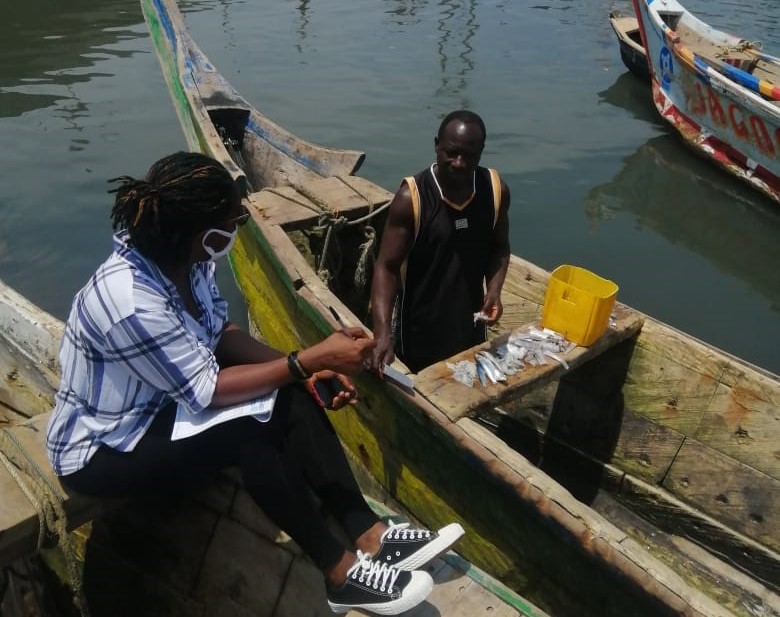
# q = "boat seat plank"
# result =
<box><xmin>421</xmin><ymin>556</ymin><xmax>530</xmax><ymax>617</ymax></box>
<box><xmin>0</xmin><ymin>413</ymin><xmax>105</xmax><ymax>568</ymax></box>
<box><xmin>247</xmin><ymin>186</ymin><xmax>320</xmax><ymax>229</ymax></box>
<box><xmin>248</xmin><ymin>175</ymin><xmax>392</xmax><ymax>230</ymax></box>
<box><xmin>415</xmin><ymin>305</ymin><xmax>644</xmax><ymax>422</ymax></box>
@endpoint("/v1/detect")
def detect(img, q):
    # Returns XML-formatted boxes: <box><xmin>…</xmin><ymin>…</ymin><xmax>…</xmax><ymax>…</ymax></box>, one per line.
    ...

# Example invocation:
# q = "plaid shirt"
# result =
<box><xmin>47</xmin><ymin>232</ymin><xmax>228</xmax><ymax>475</ymax></box>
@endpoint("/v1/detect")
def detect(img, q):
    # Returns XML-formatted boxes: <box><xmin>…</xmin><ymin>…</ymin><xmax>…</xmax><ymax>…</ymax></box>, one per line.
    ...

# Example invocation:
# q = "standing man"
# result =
<box><xmin>370</xmin><ymin>110</ymin><xmax>511</xmax><ymax>373</ymax></box>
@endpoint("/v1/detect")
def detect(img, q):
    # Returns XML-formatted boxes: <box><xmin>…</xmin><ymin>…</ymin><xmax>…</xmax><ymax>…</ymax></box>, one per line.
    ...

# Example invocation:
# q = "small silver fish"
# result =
<box><xmin>476</xmin><ymin>359</ymin><xmax>487</xmax><ymax>387</ymax></box>
<box><xmin>475</xmin><ymin>351</ymin><xmax>507</xmax><ymax>383</ymax></box>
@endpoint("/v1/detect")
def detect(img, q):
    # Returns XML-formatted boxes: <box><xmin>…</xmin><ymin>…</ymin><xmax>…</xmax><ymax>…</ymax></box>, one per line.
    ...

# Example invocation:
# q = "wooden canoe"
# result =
<box><xmin>609</xmin><ymin>10</ymin><xmax>650</xmax><ymax>82</ymax></box>
<box><xmin>0</xmin><ymin>279</ymin><xmax>546</xmax><ymax>616</ymax></box>
<box><xmin>632</xmin><ymin>0</ymin><xmax>780</xmax><ymax>205</ymax></box>
<box><xmin>141</xmin><ymin>1</ymin><xmax>779</xmax><ymax>616</ymax></box>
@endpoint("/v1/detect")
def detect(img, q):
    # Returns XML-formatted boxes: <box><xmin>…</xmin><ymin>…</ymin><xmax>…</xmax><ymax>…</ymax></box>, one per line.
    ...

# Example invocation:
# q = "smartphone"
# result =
<box><xmin>312</xmin><ymin>377</ymin><xmax>345</xmax><ymax>409</ymax></box>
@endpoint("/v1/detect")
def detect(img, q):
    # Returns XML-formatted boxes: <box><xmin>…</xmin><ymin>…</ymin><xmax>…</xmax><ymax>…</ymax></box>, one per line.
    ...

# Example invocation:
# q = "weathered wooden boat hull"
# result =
<box><xmin>632</xmin><ymin>0</ymin><xmax>780</xmax><ymax>205</ymax></box>
<box><xmin>0</xmin><ymin>288</ymin><xmax>544</xmax><ymax>615</ymax></box>
<box><xmin>141</xmin><ymin>1</ymin><xmax>780</xmax><ymax>616</ymax></box>
<box><xmin>0</xmin><ymin>283</ymin><xmax>61</xmax><ymax>424</ymax></box>
<box><xmin>609</xmin><ymin>10</ymin><xmax>650</xmax><ymax>81</ymax></box>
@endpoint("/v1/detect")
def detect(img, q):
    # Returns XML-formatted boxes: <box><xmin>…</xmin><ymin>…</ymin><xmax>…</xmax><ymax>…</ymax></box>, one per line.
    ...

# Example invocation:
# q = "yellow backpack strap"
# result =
<box><xmin>488</xmin><ymin>168</ymin><xmax>502</xmax><ymax>229</ymax></box>
<box><xmin>404</xmin><ymin>176</ymin><xmax>422</xmax><ymax>240</ymax></box>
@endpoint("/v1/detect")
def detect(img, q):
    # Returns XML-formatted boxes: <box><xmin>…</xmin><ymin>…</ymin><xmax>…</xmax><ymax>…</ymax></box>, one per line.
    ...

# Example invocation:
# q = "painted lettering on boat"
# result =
<box><xmin>687</xmin><ymin>81</ymin><xmax>779</xmax><ymax>159</ymax></box>
<box><xmin>659</xmin><ymin>47</ymin><xmax>674</xmax><ymax>91</ymax></box>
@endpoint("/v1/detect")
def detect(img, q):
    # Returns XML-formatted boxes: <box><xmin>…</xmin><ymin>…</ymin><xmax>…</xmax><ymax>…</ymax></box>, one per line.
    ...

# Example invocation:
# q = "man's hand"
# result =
<box><xmin>370</xmin><ymin>334</ymin><xmax>395</xmax><ymax>372</ymax></box>
<box><xmin>480</xmin><ymin>294</ymin><xmax>503</xmax><ymax>325</ymax></box>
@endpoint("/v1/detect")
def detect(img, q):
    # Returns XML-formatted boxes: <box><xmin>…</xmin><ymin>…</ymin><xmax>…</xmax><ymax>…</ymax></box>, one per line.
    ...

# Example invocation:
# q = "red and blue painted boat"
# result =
<box><xmin>632</xmin><ymin>0</ymin><xmax>780</xmax><ymax>204</ymax></box>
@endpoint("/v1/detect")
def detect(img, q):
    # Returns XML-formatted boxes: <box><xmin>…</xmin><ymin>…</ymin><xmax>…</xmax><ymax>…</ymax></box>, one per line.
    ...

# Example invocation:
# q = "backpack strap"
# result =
<box><xmin>488</xmin><ymin>168</ymin><xmax>502</xmax><ymax>229</ymax></box>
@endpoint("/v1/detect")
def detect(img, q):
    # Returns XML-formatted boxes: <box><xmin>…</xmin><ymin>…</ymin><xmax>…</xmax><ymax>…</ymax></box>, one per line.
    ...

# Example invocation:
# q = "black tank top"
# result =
<box><xmin>396</xmin><ymin>165</ymin><xmax>501</xmax><ymax>372</ymax></box>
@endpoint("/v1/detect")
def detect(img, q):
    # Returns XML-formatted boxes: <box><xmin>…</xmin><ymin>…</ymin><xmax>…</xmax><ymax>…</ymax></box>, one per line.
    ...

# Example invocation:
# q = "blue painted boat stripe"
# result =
<box><xmin>693</xmin><ymin>55</ymin><xmax>711</xmax><ymax>80</ymax></box>
<box><xmin>245</xmin><ymin>116</ymin><xmax>328</xmax><ymax>176</ymax></box>
<box><xmin>719</xmin><ymin>62</ymin><xmax>761</xmax><ymax>93</ymax></box>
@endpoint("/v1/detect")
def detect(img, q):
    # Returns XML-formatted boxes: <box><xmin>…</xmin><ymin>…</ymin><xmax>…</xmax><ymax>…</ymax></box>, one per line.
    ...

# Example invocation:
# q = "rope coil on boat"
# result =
<box><xmin>716</xmin><ymin>40</ymin><xmax>763</xmax><ymax>57</ymax></box>
<box><xmin>0</xmin><ymin>428</ymin><xmax>90</xmax><ymax>617</ymax></box>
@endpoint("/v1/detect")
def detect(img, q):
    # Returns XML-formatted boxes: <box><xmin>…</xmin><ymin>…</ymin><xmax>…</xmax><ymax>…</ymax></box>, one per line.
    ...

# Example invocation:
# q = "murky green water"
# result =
<box><xmin>1</xmin><ymin>0</ymin><xmax>778</xmax><ymax>373</ymax></box>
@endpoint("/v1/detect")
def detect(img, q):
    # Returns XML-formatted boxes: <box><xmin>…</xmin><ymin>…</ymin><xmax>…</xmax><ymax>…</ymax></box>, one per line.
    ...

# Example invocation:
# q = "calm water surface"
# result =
<box><xmin>2</xmin><ymin>0</ymin><xmax>779</xmax><ymax>373</ymax></box>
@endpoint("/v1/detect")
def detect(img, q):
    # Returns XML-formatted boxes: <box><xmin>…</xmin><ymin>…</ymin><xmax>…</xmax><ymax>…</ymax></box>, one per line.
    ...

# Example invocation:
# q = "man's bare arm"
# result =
<box><xmin>370</xmin><ymin>182</ymin><xmax>415</xmax><ymax>368</ymax></box>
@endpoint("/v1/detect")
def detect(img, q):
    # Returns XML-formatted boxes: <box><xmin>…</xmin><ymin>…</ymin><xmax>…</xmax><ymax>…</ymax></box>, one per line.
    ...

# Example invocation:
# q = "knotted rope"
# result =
<box><xmin>716</xmin><ymin>40</ymin><xmax>763</xmax><ymax>57</ymax></box>
<box><xmin>267</xmin><ymin>176</ymin><xmax>391</xmax><ymax>290</ymax></box>
<box><xmin>0</xmin><ymin>427</ymin><xmax>89</xmax><ymax>616</ymax></box>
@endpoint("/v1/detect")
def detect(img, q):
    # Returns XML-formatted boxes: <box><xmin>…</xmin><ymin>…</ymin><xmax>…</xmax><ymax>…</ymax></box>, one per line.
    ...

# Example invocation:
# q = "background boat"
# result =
<box><xmin>139</xmin><ymin>1</ymin><xmax>780</xmax><ymax>616</ymax></box>
<box><xmin>608</xmin><ymin>10</ymin><xmax>650</xmax><ymax>81</ymax></box>
<box><xmin>632</xmin><ymin>0</ymin><xmax>780</xmax><ymax>204</ymax></box>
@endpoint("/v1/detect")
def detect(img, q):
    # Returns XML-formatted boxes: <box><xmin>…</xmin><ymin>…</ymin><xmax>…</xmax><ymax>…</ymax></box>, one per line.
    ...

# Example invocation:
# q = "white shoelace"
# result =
<box><xmin>349</xmin><ymin>550</ymin><xmax>401</xmax><ymax>592</ymax></box>
<box><xmin>381</xmin><ymin>520</ymin><xmax>432</xmax><ymax>541</ymax></box>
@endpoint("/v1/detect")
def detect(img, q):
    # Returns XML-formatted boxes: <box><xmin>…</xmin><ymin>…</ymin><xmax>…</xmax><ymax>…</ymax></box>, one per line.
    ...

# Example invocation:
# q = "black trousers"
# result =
<box><xmin>61</xmin><ymin>384</ymin><xmax>379</xmax><ymax>571</ymax></box>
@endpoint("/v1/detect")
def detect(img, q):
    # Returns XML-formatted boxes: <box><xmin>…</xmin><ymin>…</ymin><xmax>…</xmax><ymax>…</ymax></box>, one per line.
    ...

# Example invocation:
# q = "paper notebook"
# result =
<box><xmin>171</xmin><ymin>391</ymin><xmax>278</xmax><ymax>441</ymax></box>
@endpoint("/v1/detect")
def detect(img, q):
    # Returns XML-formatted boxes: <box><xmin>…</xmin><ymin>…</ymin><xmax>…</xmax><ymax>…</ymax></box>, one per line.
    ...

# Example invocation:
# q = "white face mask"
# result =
<box><xmin>201</xmin><ymin>227</ymin><xmax>237</xmax><ymax>261</ymax></box>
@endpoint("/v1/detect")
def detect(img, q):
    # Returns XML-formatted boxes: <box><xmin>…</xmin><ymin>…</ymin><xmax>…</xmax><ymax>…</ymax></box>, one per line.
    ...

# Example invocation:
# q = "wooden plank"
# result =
<box><xmin>590</xmin><ymin>486</ymin><xmax>779</xmax><ymax>613</ymax></box>
<box><xmin>0</xmin><ymin>336</ymin><xmax>56</xmax><ymax>423</ymax></box>
<box><xmin>663</xmin><ymin>439</ymin><xmax>779</xmax><ymax>554</ymax></box>
<box><xmin>248</xmin><ymin>175</ymin><xmax>391</xmax><ymax>231</ymax></box>
<box><xmin>247</xmin><ymin>186</ymin><xmax>321</xmax><ymax>229</ymax></box>
<box><xmin>625</xmin><ymin>318</ymin><xmax>780</xmax><ymax>480</ymax></box>
<box><xmin>0</xmin><ymin>414</ymin><xmax>104</xmax><ymax>567</ymax></box>
<box><xmin>294</xmin><ymin>174</ymin><xmax>393</xmax><ymax>214</ymax></box>
<box><xmin>457</xmin><ymin>418</ymin><xmax>740</xmax><ymax>617</ymax></box>
<box><xmin>610</xmin><ymin>407</ymin><xmax>687</xmax><ymax>484</ymax></box>
<box><xmin>415</xmin><ymin>305</ymin><xmax>644</xmax><ymax>422</ymax></box>
<box><xmin>420</xmin><ymin>558</ymin><xmax>527</xmax><ymax>617</ymax></box>
<box><xmin>696</xmin><ymin>362</ymin><xmax>780</xmax><ymax>481</ymax></box>
<box><xmin>602</xmin><ymin>467</ymin><xmax>780</xmax><ymax>592</ymax></box>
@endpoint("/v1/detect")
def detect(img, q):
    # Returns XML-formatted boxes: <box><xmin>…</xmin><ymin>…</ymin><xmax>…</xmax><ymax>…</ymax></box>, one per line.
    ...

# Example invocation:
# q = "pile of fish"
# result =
<box><xmin>447</xmin><ymin>326</ymin><xmax>577</xmax><ymax>388</ymax></box>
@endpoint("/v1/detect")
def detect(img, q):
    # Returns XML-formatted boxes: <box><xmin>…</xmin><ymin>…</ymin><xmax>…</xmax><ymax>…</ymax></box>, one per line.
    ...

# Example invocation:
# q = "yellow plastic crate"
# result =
<box><xmin>541</xmin><ymin>265</ymin><xmax>618</xmax><ymax>346</ymax></box>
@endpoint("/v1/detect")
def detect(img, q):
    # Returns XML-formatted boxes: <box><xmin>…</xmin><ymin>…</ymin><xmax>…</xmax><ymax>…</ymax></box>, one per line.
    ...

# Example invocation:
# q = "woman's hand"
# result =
<box><xmin>298</xmin><ymin>327</ymin><xmax>376</xmax><ymax>376</ymax></box>
<box><xmin>306</xmin><ymin>370</ymin><xmax>357</xmax><ymax>409</ymax></box>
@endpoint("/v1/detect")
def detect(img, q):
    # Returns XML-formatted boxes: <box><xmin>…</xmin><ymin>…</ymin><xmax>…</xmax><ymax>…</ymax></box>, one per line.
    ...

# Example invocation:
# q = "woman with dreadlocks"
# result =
<box><xmin>45</xmin><ymin>152</ymin><xmax>464</xmax><ymax>615</ymax></box>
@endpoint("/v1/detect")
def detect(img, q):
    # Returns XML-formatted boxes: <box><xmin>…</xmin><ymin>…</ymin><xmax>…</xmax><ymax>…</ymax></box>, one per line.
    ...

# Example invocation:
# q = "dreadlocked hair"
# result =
<box><xmin>109</xmin><ymin>151</ymin><xmax>239</xmax><ymax>262</ymax></box>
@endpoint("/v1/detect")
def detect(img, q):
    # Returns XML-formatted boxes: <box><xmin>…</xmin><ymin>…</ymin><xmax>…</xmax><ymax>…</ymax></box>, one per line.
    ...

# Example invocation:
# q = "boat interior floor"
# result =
<box><xmin>675</xmin><ymin>23</ymin><xmax>780</xmax><ymax>87</ymax></box>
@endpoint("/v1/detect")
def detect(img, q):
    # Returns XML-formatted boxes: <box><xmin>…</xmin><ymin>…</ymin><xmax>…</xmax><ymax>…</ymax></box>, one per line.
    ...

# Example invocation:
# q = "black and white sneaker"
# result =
<box><xmin>327</xmin><ymin>550</ymin><xmax>433</xmax><ymax>615</ymax></box>
<box><xmin>373</xmin><ymin>520</ymin><xmax>465</xmax><ymax>571</ymax></box>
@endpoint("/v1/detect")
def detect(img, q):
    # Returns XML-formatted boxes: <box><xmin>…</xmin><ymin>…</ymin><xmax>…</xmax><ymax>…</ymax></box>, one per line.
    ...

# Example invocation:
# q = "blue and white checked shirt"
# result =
<box><xmin>46</xmin><ymin>232</ymin><xmax>228</xmax><ymax>475</ymax></box>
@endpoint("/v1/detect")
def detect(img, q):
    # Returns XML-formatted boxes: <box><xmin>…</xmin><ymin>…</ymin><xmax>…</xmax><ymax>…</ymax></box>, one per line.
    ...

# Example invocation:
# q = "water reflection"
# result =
<box><xmin>596</xmin><ymin>71</ymin><xmax>662</xmax><ymax>128</ymax></box>
<box><xmin>435</xmin><ymin>0</ymin><xmax>477</xmax><ymax>105</ymax></box>
<box><xmin>586</xmin><ymin>134</ymin><xmax>780</xmax><ymax>310</ymax></box>
<box><xmin>295</xmin><ymin>0</ymin><xmax>311</xmax><ymax>53</ymax></box>
<box><xmin>383</xmin><ymin>0</ymin><xmax>477</xmax><ymax>105</ymax></box>
<box><xmin>385</xmin><ymin>0</ymin><xmax>428</xmax><ymax>23</ymax></box>
<box><xmin>0</xmin><ymin>0</ymin><xmax>141</xmax><ymax>118</ymax></box>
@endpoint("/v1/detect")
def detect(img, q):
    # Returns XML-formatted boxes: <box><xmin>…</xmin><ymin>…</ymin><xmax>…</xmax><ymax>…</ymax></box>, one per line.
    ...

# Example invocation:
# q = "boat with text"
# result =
<box><xmin>632</xmin><ymin>0</ymin><xmax>780</xmax><ymax>204</ymax></box>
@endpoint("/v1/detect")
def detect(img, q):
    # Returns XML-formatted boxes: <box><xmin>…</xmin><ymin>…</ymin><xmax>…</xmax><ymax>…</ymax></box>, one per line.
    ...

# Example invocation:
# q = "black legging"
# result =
<box><xmin>61</xmin><ymin>384</ymin><xmax>379</xmax><ymax>571</ymax></box>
